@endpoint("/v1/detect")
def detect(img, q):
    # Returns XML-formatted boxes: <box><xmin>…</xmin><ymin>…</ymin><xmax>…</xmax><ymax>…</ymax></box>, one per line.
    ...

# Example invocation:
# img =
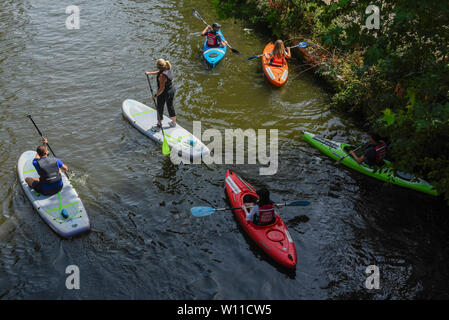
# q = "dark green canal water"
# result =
<box><xmin>0</xmin><ymin>0</ymin><xmax>448</xmax><ymax>299</ymax></box>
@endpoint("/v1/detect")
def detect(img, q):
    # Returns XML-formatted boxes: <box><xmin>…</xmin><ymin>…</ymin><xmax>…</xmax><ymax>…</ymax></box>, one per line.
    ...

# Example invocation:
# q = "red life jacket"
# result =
<box><xmin>206</xmin><ymin>32</ymin><xmax>218</xmax><ymax>47</ymax></box>
<box><xmin>269</xmin><ymin>54</ymin><xmax>285</xmax><ymax>67</ymax></box>
<box><xmin>375</xmin><ymin>143</ymin><xmax>387</xmax><ymax>164</ymax></box>
<box><xmin>257</xmin><ymin>204</ymin><xmax>276</xmax><ymax>224</ymax></box>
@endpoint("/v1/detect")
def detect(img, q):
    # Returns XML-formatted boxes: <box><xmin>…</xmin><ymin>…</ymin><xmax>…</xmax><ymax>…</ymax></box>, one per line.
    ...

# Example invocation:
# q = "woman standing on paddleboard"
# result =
<box><xmin>145</xmin><ymin>59</ymin><xmax>176</xmax><ymax>132</ymax></box>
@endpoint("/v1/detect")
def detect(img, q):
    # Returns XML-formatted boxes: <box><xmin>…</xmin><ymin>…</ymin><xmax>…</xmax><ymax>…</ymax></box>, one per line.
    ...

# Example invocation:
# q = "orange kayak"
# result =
<box><xmin>262</xmin><ymin>42</ymin><xmax>288</xmax><ymax>87</ymax></box>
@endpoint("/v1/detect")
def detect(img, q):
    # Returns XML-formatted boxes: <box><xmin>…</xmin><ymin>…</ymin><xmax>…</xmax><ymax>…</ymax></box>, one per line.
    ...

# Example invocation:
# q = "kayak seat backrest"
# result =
<box><xmin>243</xmin><ymin>194</ymin><xmax>257</xmax><ymax>203</ymax></box>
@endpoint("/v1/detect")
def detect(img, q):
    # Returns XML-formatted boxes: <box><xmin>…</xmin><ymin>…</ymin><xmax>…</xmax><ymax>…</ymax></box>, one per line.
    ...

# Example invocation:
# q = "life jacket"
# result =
<box><xmin>269</xmin><ymin>54</ymin><xmax>285</xmax><ymax>67</ymax></box>
<box><xmin>257</xmin><ymin>204</ymin><xmax>276</xmax><ymax>225</ymax></box>
<box><xmin>206</xmin><ymin>31</ymin><xmax>218</xmax><ymax>47</ymax></box>
<box><xmin>157</xmin><ymin>69</ymin><xmax>174</xmax><ymax>93</ymax></box>
<box><xmin>37</xmin><ymin>157</ymin><xmax>62</xmax><ymax>185</ymax></box>
<box><xmin>375</xmin><ymin>143</ymin><xmax>387</xmax><ymax>164</ymax></box>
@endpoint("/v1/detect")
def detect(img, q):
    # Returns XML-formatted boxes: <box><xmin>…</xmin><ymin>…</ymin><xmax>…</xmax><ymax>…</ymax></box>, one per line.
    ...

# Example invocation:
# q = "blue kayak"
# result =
<box><xmin>202</xmin><ymin>30</ymin><xmax>227</xmax><ymax>68</ymax></box>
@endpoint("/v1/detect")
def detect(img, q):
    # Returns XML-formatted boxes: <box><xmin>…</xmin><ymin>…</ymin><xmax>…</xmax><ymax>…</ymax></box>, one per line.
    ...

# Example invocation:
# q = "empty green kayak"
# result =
<box><xmin>301</xmin><ymin>131</ymin><xmax>438</xmax><ymax>196</ymax></box>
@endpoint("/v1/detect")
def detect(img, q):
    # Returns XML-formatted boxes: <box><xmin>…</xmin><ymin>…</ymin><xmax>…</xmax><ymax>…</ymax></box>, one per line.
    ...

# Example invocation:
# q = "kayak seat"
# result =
<box><xmin>243</xmin><ymin>194</ymin><xmax>258</xmax><ymax>203</ymax></box>
<box><xmin>395</xmin><ymin>170</ymin><xmax>416</xmax><ymax>181</ymax></box>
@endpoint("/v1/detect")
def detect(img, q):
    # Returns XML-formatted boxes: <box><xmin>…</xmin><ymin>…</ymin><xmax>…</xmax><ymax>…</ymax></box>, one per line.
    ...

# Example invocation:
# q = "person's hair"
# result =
<box><xmin>273</xmin><ymin>40</ymin><xmax>285</xmax><ymax>58</ymax></box>
<box><xmin>156</xmin><ymin>59</ymin><xmax>171</xmax><ymax>70</ymax></box>
<box><xmin>257</xmin><ymin>188</ymin><xmax>273</xmax><ymax>206</ymax></box>
<box><xmin>368</xmin><ymin>131</ymin><xmax>382</xmax><ymax>142</ymax></box>
<box><xmin>37</xmin><ymin>144</ymin><xmax>48</xmax><ymax>157</ymax></box>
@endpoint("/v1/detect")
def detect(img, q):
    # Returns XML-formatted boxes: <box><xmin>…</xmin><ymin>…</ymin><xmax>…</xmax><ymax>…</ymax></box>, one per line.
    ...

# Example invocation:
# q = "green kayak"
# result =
<box><xmin>301</xmin><ymin>131</ymin><xmax>438</xmax><ymax>196</ymax></box>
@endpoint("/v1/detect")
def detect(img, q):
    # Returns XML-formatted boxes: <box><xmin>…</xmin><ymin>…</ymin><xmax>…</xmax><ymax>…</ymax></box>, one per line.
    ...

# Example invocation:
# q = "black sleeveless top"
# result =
<box><xmin>157</xmin><ymin>69</ymin><xmax>174</xmax><ymax>93</ymax></box>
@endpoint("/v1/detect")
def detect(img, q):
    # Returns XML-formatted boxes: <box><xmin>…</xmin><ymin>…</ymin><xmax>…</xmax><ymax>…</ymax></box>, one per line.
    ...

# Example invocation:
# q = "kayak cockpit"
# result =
<box><xmin>242</xmin><ymin>194</ymin><xmax>257</xmax><ymax>217</ymax></box>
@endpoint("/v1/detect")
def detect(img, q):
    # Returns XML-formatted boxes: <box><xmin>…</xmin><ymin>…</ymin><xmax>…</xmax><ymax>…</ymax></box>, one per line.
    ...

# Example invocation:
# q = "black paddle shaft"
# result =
<box><xmin>145</xmin><ymin>73</ymin><xmax>168</xmax><ymax>137</ymax></box>
<box><xmin>145</xmin><ymin>73</ymin><xmax>158</xmax><ymax>109</ymax></box>
<box><xmin>27</xmin><ymin>115</ymin><xmax>70</xmax><ymax>179</ymax></box>
<box><xmin>27</xmin><ymin>115</ymin><xmax>57</xmax><ymax>157</ymax></box>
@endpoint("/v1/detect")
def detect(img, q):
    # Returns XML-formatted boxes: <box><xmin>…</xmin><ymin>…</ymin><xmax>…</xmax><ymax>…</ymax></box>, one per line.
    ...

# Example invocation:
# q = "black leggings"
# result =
<box><xmin>156</xmin><ymin>88</ymin><xmax>176</xmax><ymax>121</ymax></box>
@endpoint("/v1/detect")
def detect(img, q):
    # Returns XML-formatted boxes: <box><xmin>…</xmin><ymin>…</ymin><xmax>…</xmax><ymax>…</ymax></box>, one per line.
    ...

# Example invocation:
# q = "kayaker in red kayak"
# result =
<box><xmin>264</xmin><ymin>39</ymin><xmax>291</xmax><ymax>67</ymax></box>
<box><xmin>201</xmin><ymin>22</ymin><xmax>227</xmax><ymax>48</ymax></box>
<box><xmin>350</xmin><ymin>133</ymin><xmax>387</xmax><ymax>166</ymax></box>
<box><xmin>246</xmin><ymin>188</ymin><xmax>277</xmax><ymax>225</ymax></box>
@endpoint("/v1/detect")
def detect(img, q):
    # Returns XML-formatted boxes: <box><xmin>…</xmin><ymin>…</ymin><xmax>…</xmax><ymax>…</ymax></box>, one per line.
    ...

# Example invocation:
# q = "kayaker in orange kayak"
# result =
<box><xmin>263</xmin><ymin>39</ymin><xmax>291</xmax><ymax>67</ymax></box>
<box><xmin>246</xmin><ymin>188</ymin><xmax>277</xmax><ymax>226</ymax></box>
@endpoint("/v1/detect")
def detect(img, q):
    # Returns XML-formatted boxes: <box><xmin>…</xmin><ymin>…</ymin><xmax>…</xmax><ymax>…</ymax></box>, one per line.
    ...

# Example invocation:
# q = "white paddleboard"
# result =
<box><xmin>17</xmin><ymin>151</ymin><xmax>90</xmax><ymax>238</ymax></box>
<box><xmin>122</xmin><ymin>99</ymin><xmax>210</xmax><ymax>160</ymax></box>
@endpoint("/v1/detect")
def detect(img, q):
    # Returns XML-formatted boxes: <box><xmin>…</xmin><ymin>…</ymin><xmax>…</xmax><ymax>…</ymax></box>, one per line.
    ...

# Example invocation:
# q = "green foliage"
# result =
<box><xmin>213</xmin><ymin>0</ymin><xmax>324</xmax><ymax>38</ymax></box>
<box><xmin>319</xmin><ymin>0</ymin><xmax>449</xmax><ymax>201</ymax></box>
<box><xmin>213</xmin><ymin>0</ymin><xmax>449</xmax><ymax>202</ymax></box>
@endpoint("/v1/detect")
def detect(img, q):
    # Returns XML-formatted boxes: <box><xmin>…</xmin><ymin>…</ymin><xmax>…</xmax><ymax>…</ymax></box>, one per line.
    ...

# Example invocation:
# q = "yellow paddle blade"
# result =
<box><xmin>162</xmin><ymin>133</ymin><xmax>170</xmax><ymax>156</ymax></box>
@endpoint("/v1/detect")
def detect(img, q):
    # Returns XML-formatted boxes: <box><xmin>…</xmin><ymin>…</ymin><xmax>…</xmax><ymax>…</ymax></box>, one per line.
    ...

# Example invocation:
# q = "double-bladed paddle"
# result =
<box><xmin>246</xmin><ymin>41</ymin><xmax>308</xmax><ymax>61</ymax></box>
<box><xmin>336</xmin><ymin>143</ymin><xmax>366</xmax><ymax>165</ymax></box>
<box><xmin>191</xmin><ymin>200</ymin><xmax>311</xmax><ymax>217</ymax></box>
<box><xmin>192</xmin><ymin>8</ymin><xmax>241</xmax><ymax>56</ymax></box>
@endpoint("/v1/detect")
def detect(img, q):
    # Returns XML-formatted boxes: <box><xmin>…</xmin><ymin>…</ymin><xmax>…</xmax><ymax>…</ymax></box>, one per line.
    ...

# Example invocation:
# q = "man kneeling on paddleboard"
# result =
<box><xmin>349</xmin><ymin>133</ymin><xmax>387</xmax><ymax>166</ymax></box>
<box><xmin>246</xmin><ymin>189</ymin><xmax>277</xmax><ymax>226</ymax></box>
<box><xmin>25</xmin><ymin>139</ymin><xmax>68</xmax><ymax>196</ymax></box>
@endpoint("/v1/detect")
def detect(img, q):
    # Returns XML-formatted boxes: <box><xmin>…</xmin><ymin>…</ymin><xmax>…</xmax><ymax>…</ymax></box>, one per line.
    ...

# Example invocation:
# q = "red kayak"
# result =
<box><xmin>224</xmin><ymin>170</ymin><xmax>297</xmax><ymax>269</ymax></box>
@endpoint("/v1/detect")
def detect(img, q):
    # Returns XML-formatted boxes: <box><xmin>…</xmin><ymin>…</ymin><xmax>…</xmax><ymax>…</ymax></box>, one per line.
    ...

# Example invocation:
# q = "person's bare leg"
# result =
<box><xmin>25</xmin><ymin>177</ymin><xmax>39</xmax><ymax>187</ymax></box>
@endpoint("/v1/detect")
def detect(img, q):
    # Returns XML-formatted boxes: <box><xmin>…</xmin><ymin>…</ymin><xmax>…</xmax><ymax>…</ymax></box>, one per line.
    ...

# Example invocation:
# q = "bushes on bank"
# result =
<box><xmin>213</xmin><ymin>0</ymin><xmax>449</xmax><ymax>202</ymax></box>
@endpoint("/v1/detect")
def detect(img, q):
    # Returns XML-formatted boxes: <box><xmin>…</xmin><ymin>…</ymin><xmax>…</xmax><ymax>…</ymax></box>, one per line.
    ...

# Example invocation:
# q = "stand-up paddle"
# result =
<box><xmin>336</xmin><ymin>143</ymin><xmax>365</xmax><ymax>165</ymax></box>
<box><xmin>27</xmin><ymin>115</ymin><xmax>70</xmax><ymax>180</ymax></box>
<box><xmin>191</xmin><ymin>200</ymin><xmax>311</xmax><ymax>217</ymax></box>
<box><xmin>145</xmin><ymin>73</ymin><xmax>170</xmax><ymax>156</ymax></box>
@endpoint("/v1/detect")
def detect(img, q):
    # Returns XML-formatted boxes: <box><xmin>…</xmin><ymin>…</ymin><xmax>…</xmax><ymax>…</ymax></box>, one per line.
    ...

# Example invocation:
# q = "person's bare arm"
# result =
<box><xmin>154</xmin><ymin>75</ymin><xmax>166</xmax><ymax>98</ymax></box>
<box><xmin>350</xmin><ymin>151</ymin><xmax>366</xmax><ymax>164</ymax></box>
<box><xmin>201</xmin><ymin>25</ymin><xmax>211</xmax><ymax>36</ymax></box>
<box><xmin>285</xmin><ymin>47</ymin><xmax>291</xmax><ymax>59</ymax></box>
<box><xmin>145</xmin><ymin>71</ymin><xmax>158</xmax><ymax>75</ymax></box>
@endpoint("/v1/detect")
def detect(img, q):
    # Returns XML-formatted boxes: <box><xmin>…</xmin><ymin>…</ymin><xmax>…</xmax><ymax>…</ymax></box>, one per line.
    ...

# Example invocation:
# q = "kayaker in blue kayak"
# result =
<box><xmin>25</xmin><ymin>139</ymin><xmax>68</xmax><ymax>196</ymax></box>
<box><xmin>246</xmin><ymin>189</ymin><xmax>277</xmax><ymax>226</ymax></box>
<box><xmin>145</xmin><ymin>59</ymin><xmax>176</xmax><ymax>132</ymax></box>
<box><xmin>201</xmin><ymin>22</ymin><xmax>227</xmax><ymax>48</ymax></box>
<box><xmin>350</xmin><ymin>133</ymin><xmax>387</xmax><ymax>166</ymax></box>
